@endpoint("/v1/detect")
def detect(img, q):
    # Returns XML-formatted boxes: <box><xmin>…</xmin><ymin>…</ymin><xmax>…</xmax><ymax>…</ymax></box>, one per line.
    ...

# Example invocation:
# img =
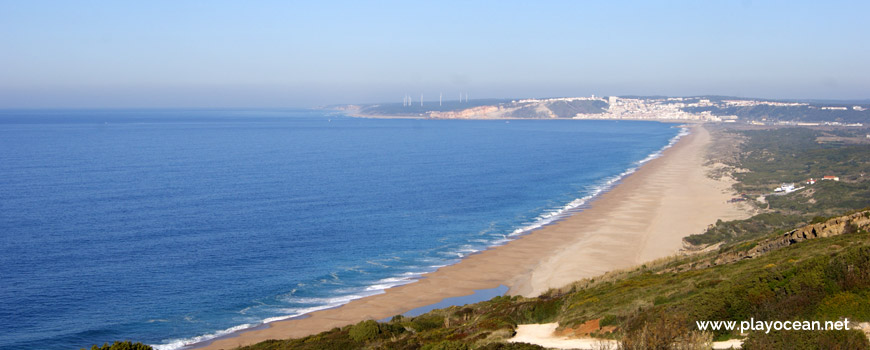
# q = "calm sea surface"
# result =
<box><xmin>0</xmin><ymin>109</ymin><xmax>680</xmax><ymax>349</ymax></box>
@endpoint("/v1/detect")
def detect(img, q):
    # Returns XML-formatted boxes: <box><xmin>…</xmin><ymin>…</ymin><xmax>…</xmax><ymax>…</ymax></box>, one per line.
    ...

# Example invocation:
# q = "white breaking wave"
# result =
<box><xmin>152</xmin><ymin>323</ymin><xmax>256</xmax><ymax>350</ymax></box>
<box><xmin>151</xmin><ymin>291</ymin><xmax>388</xmax><ymax>350</ymax></box>
<box><xmin>364</xmin><ymin>276</ymin><xmax>417</xmax><ymax>291</ymax></box>
<box><xmin>283</xmin><ymin>292</ymin><xmax>377</xmax><ymax>305</ymax></box>
<box><xmin>495</xmin><ymin>126</ymin><xmax>689</xmax><ymax>241</ymax></box>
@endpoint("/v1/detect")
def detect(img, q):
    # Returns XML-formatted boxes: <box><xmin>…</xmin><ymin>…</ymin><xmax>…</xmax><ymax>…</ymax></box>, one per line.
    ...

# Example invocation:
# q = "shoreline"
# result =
<box><xmin>193</xmin><ymin>124</ymin><xmax>750</xmax><ymax>350</ymax></box>
<box><xmin>511</xmin><ymin>124</ymin><xmax>749</xmax><ymax>295</ymax></box>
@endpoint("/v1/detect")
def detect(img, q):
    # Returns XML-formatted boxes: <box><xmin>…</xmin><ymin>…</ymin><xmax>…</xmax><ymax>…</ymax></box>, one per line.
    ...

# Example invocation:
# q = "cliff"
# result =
<box><xmin>687</xmin><ymin>210</ymin><xmax>870</xmax><ymax>269</ymax></box>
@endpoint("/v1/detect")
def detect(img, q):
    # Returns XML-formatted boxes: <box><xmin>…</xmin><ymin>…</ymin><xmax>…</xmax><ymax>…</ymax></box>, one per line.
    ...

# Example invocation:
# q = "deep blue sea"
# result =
<box><xmin>0</xmin><ymin>109</ymin><xmax>681</xmax><ymax>350</ymax></box>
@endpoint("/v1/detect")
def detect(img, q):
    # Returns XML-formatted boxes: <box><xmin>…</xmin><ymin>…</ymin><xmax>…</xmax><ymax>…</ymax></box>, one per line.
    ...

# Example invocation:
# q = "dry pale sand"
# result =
<box><xmin>509</xmin><ymin>323</ymin><xmax>619</xmax><ymax>349</ymax></box>
<box><xmin>509</xmin><ymin>323</ymin><xmax>742</xmax><ymax>349</ymax></box>
<box><xmin>197</xmin><ymin>124</ymin><xmax>750</xmax><ymax>350</ymax></box>
<box><xmin>512</xmin><ymin>124</ymin><xmax>749</xmax><ymax>295</ymax></box>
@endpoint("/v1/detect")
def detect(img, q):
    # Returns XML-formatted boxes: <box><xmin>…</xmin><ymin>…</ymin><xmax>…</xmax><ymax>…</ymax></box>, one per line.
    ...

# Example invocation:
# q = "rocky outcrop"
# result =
<box><xmin>555</xmin><ymin>318</ymin><xmax>618</xmax><ymax>338</ymax></box>
<box><xmin>429</xmin><ymin>105</ymin><xmax>510</xmax><ymax>119</ymax></box>
<box><xmin>690</xmin><ymin>210</ymin><xmax>870</xmax><ymax>270</ymax></box>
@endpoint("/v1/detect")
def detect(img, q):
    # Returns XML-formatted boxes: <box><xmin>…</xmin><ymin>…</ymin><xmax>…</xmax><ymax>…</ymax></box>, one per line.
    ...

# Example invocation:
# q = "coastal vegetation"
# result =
<box><xmin>230</xmin><ymin>210</ymin><xmax>870</xmax><ymax>349</ymax></box>
<box><xmin>83</xmin><ymin>341</ymin><xmax>153</xmax><ymax>350</ymax></box>
<box><xmin>512</xmin><ymin>99</ymin><xmax>608</xmax><ymax>118</ymax></box>
<box><xmin>687</xmin><ymin>127</ymin><xmax>870</xmax><ymax>246</ymax></box>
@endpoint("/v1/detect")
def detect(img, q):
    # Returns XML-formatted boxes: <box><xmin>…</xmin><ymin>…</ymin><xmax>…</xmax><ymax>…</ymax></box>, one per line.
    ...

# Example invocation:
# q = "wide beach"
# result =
<box><xmin>198</xmin><ymin>124</ymin><xmax>750</xmax><ymax>350</ymax></box>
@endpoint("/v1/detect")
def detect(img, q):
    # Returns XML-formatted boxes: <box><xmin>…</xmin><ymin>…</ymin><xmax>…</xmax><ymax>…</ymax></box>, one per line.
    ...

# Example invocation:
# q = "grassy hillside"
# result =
<box><xmin>541</xmin><ymin>100</ymin><xmax>608</xmax><ymax>117</ymax></box>
<box><xmin>687</xmin><ymin>127</ymin><xmax>870</xmax><ymax>246</ymax></box>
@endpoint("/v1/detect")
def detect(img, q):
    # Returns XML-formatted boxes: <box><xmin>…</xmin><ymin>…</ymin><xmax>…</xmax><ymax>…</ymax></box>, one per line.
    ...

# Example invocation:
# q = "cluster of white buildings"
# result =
<box><xmin>758</xmin><ymin>120</ymin><xmax>864</xmax><ymax>127</ymax></box>
<box><xmin>773</xmin><ymin>175</ymin><xmax>840</xmax><ymax>196</ymax></box>
<box><xmin>723</xmin><ymin>100</ymin><xmax>808</xmax><ymax>107</ymax></box>
<box><xmin>574</xmin><ymin>96</ymin><xmax>867</xmax><ymax>125</ymax></box>
<box><xmin>421</xmin><ymin>95</ymin><xmax>867</xmax><ymax>123</ymax></box>
<box><xmin>819</xmin><ymin>106</ymin><xmax>868</xmax><ymax>111</ymax></box>
<box><xmin>573</xmin><ymin>97</ymin><xmax>735</xmax><ymax>122</ymax></box>
<box><xmin>514</xmin><ymin>96</ymin><xmax>607</xmax><ymax>104</ymax></box>
<box><xmin>774</xmin><ymin>183</ymin><xmax>802</xmax><ymax>194</ymax></box>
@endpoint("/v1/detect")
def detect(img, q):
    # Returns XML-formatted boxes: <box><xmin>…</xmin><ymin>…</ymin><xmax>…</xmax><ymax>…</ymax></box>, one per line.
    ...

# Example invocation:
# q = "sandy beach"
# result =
<box><xmin>198</xmin><ymin>124</ymin><xmax>750</xmax><ymax>350</ymax></box>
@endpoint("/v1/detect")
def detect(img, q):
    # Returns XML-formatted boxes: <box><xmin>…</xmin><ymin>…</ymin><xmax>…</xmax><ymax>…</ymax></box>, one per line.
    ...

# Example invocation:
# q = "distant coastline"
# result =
<box><xmin>333</xmin><ymin>94</ymin><xmax>869</xmax><ymax>126</ymax></box>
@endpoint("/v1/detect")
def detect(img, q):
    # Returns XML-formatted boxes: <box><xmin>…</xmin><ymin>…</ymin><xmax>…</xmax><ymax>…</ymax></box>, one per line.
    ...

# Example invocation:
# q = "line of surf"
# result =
<box><xmin>154</xmin><ymin>126</ymin><xmax>689</xmax><ymax>350</ymax></box>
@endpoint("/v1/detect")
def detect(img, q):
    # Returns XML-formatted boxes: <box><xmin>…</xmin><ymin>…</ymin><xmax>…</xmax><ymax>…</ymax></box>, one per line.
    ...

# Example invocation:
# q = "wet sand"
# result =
<box><xmin>197</xmin><ymin>124</ymin><xmax>749</xmax><ymax>349</ymax></box>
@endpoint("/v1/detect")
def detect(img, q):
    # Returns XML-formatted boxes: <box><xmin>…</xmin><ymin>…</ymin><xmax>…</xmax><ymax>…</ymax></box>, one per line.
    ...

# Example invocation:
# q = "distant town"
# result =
<box><xmin>574</xmin><ymin>96</ymin><xmax>864</xmax><ymax>126</ymax></box>
<box><xmin>344</xmin><ymin>95</ymin><xmax>869</xmax><ymax>127</ymax></box>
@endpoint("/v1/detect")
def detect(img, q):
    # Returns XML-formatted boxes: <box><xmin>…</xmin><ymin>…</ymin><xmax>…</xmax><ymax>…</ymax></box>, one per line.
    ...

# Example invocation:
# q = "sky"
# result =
<box><xmin>0</xmin><ymin>0</ymin><xmax>868</xmax><ymax>108</ymax></box>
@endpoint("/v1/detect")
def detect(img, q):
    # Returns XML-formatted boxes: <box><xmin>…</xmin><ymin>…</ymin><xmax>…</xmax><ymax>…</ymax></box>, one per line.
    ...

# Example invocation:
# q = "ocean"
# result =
<box><xmin>0</xmin><ymin>109</ymin><xmax>682</xmax><ymax>349</ymax></box>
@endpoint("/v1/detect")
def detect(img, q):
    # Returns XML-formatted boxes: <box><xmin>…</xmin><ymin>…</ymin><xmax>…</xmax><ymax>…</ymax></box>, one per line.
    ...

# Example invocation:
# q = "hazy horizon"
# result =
<box><xmin>1</xmin><ymin>0</ymin><xmax>868</xmax><ymax>108</ymax></box>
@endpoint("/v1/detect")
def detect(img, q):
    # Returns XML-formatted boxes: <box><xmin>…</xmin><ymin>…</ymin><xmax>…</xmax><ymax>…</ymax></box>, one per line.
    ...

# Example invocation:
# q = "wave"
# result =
<box><xmin>150</xmin><ymin>126</ymin><xmax>689</xmax><ymax>350</ymax></box>
<box><xmin>499</xmin><ymin>126</ymin><xmax>690</xmax><ymax>240</ymax></box>
<box><xmin>364</xmin><ymin>275</ymin><xmax>418</xmax><ymax>291</ymax></box>
<box><xmin>152</xmin><ymin>322</ymin><xmax>256</xmax><ymax>350</ymax></box>
<box><xmin>150</xmin><ymin>276</ymin><xmax>428</xmax><ymax>349</ymax></box>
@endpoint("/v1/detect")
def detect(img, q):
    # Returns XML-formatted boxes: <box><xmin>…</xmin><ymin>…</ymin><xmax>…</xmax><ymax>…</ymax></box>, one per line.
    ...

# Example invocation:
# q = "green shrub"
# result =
<box><xmin>348</xmin><ymin>320</ymin><xmax>380</xmax><ymax>342</ymax></box>
<box><xmin>410</xmin><ymin>315</ymin><xmax>445</xmax><ymax>332</ymax></box>
<box><xmin>476</xmin><ymin>316</ymin><xmax>515</xmax><ymax>331</ymax></box>
<box><xmin>85</xmin><ymin>342</ymin><xmax>153</xmax><ymax>350</ymax></box>
<box><xmin>519</xmin><ymin>299</ymin><xmax>562</xmax><ymax>323</ymax></box>
<box><xmin>815</xmin><ymin>291</ymin><xmax>870</xmax><ymax>320</ymax></box>
<box><xmin>421</xmin><ymin>340</ymin><xmax>469</xmax><ymax>350</ymax></box>
<box><xmin>379</xmin><ymin>321</ymin><xmax>407</xmax><ymax>336</ymax></box>
<box><xmin>599</xmin><ymin>314</ymin><xmax>619</xmax><ymax>327</ymax></box>
<box><xmin>742</xmin><ymin>329</ymin><xmax>870</xmax><ymax>350</ymax></box>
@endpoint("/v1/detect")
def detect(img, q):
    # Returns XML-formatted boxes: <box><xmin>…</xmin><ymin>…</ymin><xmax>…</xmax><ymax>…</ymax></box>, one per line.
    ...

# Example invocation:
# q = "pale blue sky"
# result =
<box><xmin>1</xmin><ymin>1</ymin><xmax>868</xmax><ymax>107</ymax></box>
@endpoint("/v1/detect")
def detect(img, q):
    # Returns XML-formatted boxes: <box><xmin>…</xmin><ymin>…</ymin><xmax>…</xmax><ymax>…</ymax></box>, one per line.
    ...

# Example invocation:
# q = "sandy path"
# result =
<box><xmin>509</xmin><ymin>323</ymin><xmax>618</xmax><ymax>349</ymax></box>
<box><xmin>509</xmin><ymin>323</ymin><xmax>742</xmax><ymax>349</ymax></box>
<box><xmin>196</xmin><ymin>124</ymin><xmax>750</xmax><ymax>349</ymax></box>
